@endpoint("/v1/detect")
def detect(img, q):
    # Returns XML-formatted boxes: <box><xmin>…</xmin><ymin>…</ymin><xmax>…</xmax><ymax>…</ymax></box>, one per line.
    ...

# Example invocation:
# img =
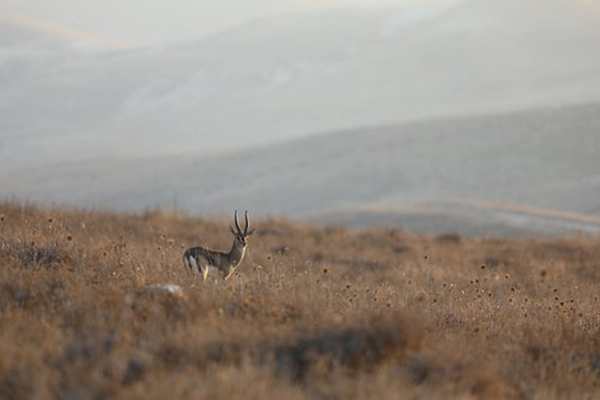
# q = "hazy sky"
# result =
<box><xmin>0</xmin><ymin>0</ymin><xmax>430</xmax><ymax>46</ymax></box>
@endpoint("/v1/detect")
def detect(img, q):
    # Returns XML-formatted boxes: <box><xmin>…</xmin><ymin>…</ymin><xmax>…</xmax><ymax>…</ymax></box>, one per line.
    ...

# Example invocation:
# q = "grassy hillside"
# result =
<box><xmin>3</xmin><ymin>0</ymin><xmax>600</xmax><ymax>171</ymax></box>
<box><xmin>1</xmin><ymin>203</ymin><xmax>599</xmax><ymax>399</ymax></box>
<box><xmin>4</xmin><ymin>102</ymin><xmax>600</xmax><ymax>237</ymax></box>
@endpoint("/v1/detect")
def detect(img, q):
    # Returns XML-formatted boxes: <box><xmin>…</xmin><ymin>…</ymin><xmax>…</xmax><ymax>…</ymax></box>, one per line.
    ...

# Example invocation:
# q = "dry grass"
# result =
<box><xmin>1</xmin><ymin>203</ymin><xmax>600</xmax><ymax>399</ymax></box>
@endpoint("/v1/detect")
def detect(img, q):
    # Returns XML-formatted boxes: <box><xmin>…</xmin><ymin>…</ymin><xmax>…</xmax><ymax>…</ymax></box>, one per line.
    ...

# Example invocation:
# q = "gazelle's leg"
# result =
<box><xmin>202</xmin><ymin>267</ymin><xmax>209</xmax><ymax>282</ymax></box>
<box><xmin>224</xmin><ymin>268</ymin><xmax>234</xmax><ymax>280</ymax></box>
<box><xmin>188</xmin><ymin>256</ymin><xmax>199</xmax><ymax>275</ymax></box>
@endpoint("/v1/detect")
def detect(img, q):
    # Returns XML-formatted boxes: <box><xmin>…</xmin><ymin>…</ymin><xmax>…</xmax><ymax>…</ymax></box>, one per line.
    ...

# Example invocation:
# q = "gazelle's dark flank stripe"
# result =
<box><xmin>183</xmin><ymin>210</ymin><xmax>255</xmax><ymax>282</ymax></box>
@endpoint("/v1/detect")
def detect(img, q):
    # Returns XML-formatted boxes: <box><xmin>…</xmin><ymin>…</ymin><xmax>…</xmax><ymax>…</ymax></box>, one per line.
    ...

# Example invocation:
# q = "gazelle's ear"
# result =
<box><xmin>230</xmin><ymin>225</ymin><xmax>237</xmax><ymax>236</ymax></box>
<box><xmin>246</xmin><ymin>228</ymin><xmax>256</xmax><ymax>236</ymax></box>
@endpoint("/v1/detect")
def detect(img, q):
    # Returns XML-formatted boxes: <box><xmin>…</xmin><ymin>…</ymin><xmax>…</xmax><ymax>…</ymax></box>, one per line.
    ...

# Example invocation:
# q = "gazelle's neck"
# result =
<box><xmin>228</xmin><ymin>241</ymin><xmax>246</xmax><ymax>266</ymax></box>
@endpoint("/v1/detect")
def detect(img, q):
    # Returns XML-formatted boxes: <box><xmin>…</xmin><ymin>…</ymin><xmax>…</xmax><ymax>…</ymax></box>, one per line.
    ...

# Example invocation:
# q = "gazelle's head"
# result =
<box><xmin>229</xmin><ymin>210</ymin><xmax>255</xmax><ymax>247</ymax></box>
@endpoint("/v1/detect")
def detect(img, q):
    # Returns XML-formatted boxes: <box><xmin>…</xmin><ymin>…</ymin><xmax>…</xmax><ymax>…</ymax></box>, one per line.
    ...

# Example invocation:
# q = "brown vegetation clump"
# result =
<box><xmin>1</xmin><ymin>202</ymin><xmax>600</xmax><ymax>399</ymax></box>
<box><xmin>274</xmin><ymin>313</ymin><xmax>424</xmax><ymax>381</ymax></box>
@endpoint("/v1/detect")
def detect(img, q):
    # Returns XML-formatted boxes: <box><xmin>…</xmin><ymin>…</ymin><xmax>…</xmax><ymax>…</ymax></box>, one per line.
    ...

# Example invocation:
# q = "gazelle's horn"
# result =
<box><xmin>234</xmin><ymin>210</ymin><xmax>242</xmax><ymax>234</ymax></box>
<box><xmin>244</xmin><ymin>210</ymin><xmax>250</xmax><ymax>235</ymax></box>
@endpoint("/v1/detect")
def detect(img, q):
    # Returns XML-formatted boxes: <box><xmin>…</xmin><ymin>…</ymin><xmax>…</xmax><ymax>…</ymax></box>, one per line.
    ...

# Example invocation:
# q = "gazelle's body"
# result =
<box><xmin>183</xmin><ymin>211</ymin><xmax>254</xmax><ymax>282</ymax></box>
<box><xmin>183</xmin><ymin>240</ymin><xmax>246</xmax><ymax>281</ymax></box>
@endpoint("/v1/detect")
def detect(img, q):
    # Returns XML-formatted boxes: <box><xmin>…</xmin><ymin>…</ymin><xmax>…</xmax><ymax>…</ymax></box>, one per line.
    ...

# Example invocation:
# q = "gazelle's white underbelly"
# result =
<box><xmin>202</xmin><ymin>265</ymin><xmax>219</xmax><ymax>276</ymax></box>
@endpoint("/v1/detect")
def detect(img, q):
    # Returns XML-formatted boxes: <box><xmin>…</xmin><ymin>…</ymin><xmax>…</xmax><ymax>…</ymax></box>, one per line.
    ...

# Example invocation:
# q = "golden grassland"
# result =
<box><xmin>1</xmin><ymin>203</ymin><xmax>599</xmax><ymax>399</ymax></box>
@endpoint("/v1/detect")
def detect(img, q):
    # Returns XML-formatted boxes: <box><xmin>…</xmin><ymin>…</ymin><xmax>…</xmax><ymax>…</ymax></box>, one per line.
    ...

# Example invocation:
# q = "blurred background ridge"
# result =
<box><xmin>1</xmin><ymin>0</ymin><xmax>600</xmax><ymax>237</ymax></box>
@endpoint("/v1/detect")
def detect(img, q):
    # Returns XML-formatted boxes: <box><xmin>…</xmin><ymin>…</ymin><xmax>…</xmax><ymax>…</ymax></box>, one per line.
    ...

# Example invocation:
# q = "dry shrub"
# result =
<box><xmin>274</xmin><ymin>313</ymin><xmax>424</xmax><ymax>380</ymax></box>
<box><xmin>434</xmin><ymin>232</ymin><xmax>462</xmax><ymax>244</ymax></box>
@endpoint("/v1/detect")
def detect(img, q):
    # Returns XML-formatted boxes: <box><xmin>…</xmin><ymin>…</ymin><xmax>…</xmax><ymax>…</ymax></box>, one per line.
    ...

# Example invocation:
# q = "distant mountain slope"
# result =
<box><xmin>3</xmin><ymin>102</ymin><xmax>600</xmax><ymax>236</ymax></box>
<box><xmin>2</xmin><ymin>0</ymin><xmax>600</xmax><ymax>171</ymax></box>
<box><xmin>0</xmin><ymin>12</ymin><xmax>133</xmax><ymax>49</ymax></box>
<box><xmin>0</xmin><ymin>13</ymin><xmax>71</xmax><ymax>48</ymax></box>
<box><xmin>0</xmin><ymin>13</ymin><xmax>134</xmax><ymax>168</ymax></box>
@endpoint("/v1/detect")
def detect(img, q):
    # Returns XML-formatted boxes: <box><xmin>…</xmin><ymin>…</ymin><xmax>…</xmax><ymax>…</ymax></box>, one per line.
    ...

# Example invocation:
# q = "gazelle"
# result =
<box><xmin>183</xmin><ymin>210</ymin><xmax>255</xmax><ymax>282</ymax></box>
